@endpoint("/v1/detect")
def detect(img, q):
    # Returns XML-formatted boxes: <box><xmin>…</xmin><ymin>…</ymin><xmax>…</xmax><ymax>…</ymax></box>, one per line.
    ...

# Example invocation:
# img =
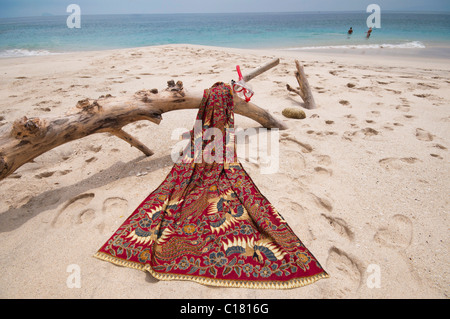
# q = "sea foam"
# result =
<box><xmin>286</xmin><ymin>41</ymin><xmax>426</xmax><ymax>51</ymax></box>
<box><xmin>0</xmin><ymin>49</ymin><xmax>60</xmax><ymax>58</ymax></box>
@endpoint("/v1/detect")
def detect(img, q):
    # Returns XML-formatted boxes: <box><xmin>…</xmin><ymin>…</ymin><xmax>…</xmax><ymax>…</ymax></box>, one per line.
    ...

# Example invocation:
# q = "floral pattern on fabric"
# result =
<box><xmin>95</xmin><ymin>82</ymin><xmax>328</xmax><ymax>289</ymax></box>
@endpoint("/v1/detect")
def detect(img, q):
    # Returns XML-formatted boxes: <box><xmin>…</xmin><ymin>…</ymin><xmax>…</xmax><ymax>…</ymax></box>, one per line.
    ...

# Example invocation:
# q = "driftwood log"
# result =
<box><xmin>0</xmin><ymin>59</ymin><xmax>285</xmax><ymax>180</ymax></box>
<box><xmin>286</xmin><ymin>60</ymin><xmax>316</xmax><ymax>109</ymax></box>
<box><xmin>243</xmin><ymin>58</ymin><xmax>280</xmax><ymax>82</ymax></box>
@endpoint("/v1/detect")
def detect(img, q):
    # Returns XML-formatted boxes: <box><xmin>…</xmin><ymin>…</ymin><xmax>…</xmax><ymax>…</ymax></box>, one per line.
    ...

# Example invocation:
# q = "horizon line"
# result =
<box><xmin>1</xmin><ymin>9</ymin><xmax>450</xmax><ymax>19</ymax></box>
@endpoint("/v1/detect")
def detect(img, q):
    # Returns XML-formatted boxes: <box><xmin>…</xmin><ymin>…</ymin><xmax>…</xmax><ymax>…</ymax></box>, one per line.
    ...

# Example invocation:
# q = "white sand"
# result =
<box><xmin>0</xmin><ymin>44</ymin><xmax>448</xmax><ymax>298</ymax></box>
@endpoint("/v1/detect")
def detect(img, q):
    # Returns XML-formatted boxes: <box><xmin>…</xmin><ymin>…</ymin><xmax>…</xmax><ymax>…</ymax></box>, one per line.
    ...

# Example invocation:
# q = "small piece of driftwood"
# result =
<box><xmin>286</xmin><ymin>60</ymin><xmax>316</xmax><ymax>109</ymax></box>
<box><xmin>243</xmin><ymin>58</ymin><xmax>279</xmax><ymax>82</ymax></box>
<box><xmin>0</xmin><ymin>61</ymin><xmax>285</xmax><ymax>180</ymax></box>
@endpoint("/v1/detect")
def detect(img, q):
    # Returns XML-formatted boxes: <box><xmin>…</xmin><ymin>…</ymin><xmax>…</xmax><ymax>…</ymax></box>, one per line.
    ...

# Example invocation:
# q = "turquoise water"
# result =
<box><xmin>0</xmin><ymin>12</ymin><xmax>449</xmax><ymax>57</ymax></box>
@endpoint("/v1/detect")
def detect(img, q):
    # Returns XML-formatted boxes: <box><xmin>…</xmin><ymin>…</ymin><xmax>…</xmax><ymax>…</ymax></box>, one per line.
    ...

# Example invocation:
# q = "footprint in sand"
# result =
<box><xmin>314</xmin><ymin>166</ymin><xmax>333</xmax><ymax>176</ymax></box>
<box><xmin>339</xmin><ymin>100</ymin><xmax>351</xmax><ymax>107</ymax></box>
<box><xmin>433</xmin><ymin>143</ymin><xmax>447</xmax><ymax>150</ymax></box>
<box><xmin>276</xmin><ymin>198</ymin><xmax>313</xmax><ymax>243</ymax></box>
<box><xmin>96</xmin><ymin>197</ymin><xmax>129</xmax><ymax>234</ymax></box>
<box><xmin>51</xmin><ymin>194</ymin><xmax>128</xmax><ymax>233</ymax></box>
<box><xmin>279</xmin><ymin>149</ymin><xmax>307</xmax><ymax>172</ymax></box>
<box><xmin>35</xmin><ymin>107</ymin><xmax>51</xmax><ymax>112</ymax></box>
<box><xmin>325</xmin><ymin>247</ymin><xmax>362</xmax><ymax>297</ymax></box>
<box><xmin>385</xmin><ymin>88</ymin><xmax>402</xmax><ymax>95</ymax></box>
<box><xmin>413</xmin><ymin>93</ymin><xmax>431</xmax><ymax>99</ymax></box>
<box><xmin>280</xmin><ymin>136</ymin><xmax>313</xmax><ymax>153</ymax></box>
<box><xmin>87</xmin><ymin>145</ymin><xmax>102</xmax><ymax>153</ymax></box>
<box><xmin>322</xmin><ymin>214</ymin><xmax>354</xmax><ymax>241</ymax></box>
<box><xmin>306</xmin><ymin>130</ymin><xmax>338</xmax><ymax>137</ymax></box>
<box><xmin>75</xmin><ymin>209</ymin><xmax>96</xmax><ymax>224</ymax></box>
<box><xmin>378</xmin><ymin>157</ymin><xmax>420</xmax><ymax>170</ymax></box>
<box><xmin>85</xmin><ymin>156</ymin><xmax>97</xmax><ymax>163</ymax></box>
<box><xmin>34</xmin><ymin>100</ymin><xmax>61</xmax><ymax>107</ymax></box>
<box><xmin>417</xmin><ymin>82</ymin><xmax>439</xmax><ymax>89</ymax></box>
<box><xmin>51</xmin><ymin>193</ymin><xmax>95</xmax><ymax>228</ymax></box>
<box><xmin>304</xmin><ymin>166</ymin><xmax>333</xmax><ymax>184</ymax></box>
<box><xmin>314</xmin><ymin>154</ymin><xmax>332</xmax><ymax>166</ymax></box>
<box><xmin>34</xmin><ymin>169</ymin><xmax>72</xmax><ymax>179</ymax></box>
<box><xmin>343</xmin><ymin>128</ymin><xmax>379</xmax><ymax>141</ymax></box>
<box><xmin>344</xmin><ymin>114</ymin><xmax>357</xmax><ymax>121</ymax></box>
<box><xmin>430</xmin><ymin>144</ymin><xmax>447</xmax><ymax>159</ymax></box>
<box><xmin>35</xmin><ymin>171</ymin><xmax>56</xmax><ymax>179</ymax></box>
<box><xmin>430</xmin><ymin>154</ymin><xmax>443</xmax><ymax>159</ymax></box>
<box><xmin>310</xmin><ymin>193</ymin><xmax>333</xmax><ymax>212</ymax></box>
<box><xmin>102</xmin><ymin>197</ymin><xmax>128</xmax><ymax>214</ymax></box>
<box><xmin>396</xmin><ymin>104</ymin><xmax>411</xmax><ymax>112</ymax></box>
<box><xmin>95</xmin><ymin>87</ymin><xmax>112</xmax><ymax>93</ymax></box>
<box><xmin>374</xmin><ymin>214</ymin><xmax>413</xmax><ymax>249</ymax></box>
<box><xmin>361</xmin><ymin>127</ymin><xmax>379</xmax><ymax>137</ymax></box>
<box><xmin>415</xmin><ymin>128</ymin><xmax>434</xmax><ymax>141</ymax></box>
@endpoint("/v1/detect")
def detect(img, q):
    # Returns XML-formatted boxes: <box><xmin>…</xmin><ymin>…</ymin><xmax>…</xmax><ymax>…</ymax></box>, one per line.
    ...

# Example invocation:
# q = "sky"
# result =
<box><xmin>0</xmin><ymin>0</ymin><xmax>449</xmax><ymax>18</ymax></box>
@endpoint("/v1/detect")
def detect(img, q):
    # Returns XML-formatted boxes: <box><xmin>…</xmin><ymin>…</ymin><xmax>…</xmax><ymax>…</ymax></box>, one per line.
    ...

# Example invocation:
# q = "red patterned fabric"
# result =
<box><xmin>95</xmin><ymin>82</ymin><xmax>328</xmax><ymax>288</ymax></box>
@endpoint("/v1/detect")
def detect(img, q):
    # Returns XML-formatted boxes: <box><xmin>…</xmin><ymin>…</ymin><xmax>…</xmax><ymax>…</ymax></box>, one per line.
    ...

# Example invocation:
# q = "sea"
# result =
<box><xmin>0</xmin><ymin>11</ymin><xmax>449</xmax><ymax>58</ymax></box>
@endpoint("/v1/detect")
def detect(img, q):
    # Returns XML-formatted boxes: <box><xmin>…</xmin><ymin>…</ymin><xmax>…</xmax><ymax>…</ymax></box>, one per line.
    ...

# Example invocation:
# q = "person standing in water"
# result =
<box><xmin>366</xmin><ymin>27</ymin><xmax>373</xmax><ymax>38</ymax></box>
<box><xmin>348</xmin><ymin>27</ymin><xmax>353</xmax><ymax>35</ymax></box>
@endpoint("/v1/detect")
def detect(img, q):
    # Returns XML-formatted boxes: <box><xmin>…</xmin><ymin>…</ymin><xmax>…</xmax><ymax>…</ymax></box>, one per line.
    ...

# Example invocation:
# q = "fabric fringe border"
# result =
<box><xmin>93</xmin><ymin>251</ymin><xmax>329</xmax><ymax>290</ymax></box>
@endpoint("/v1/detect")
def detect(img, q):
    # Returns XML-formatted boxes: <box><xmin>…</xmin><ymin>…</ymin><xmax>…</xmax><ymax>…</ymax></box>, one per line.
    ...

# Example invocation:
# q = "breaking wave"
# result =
<box><xmin>0</xmin><ymin>49</ymin><xmax>61</xmax><ymax>58</ymax></box>
<box><xmin>286</xmin><ymin>41</ymin><xmax>426</xmax><ymax>51</ymax></box>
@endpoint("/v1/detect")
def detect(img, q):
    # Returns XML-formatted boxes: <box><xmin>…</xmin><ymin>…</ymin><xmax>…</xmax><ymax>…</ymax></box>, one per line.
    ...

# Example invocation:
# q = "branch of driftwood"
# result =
<box><xmin>0</xmin><ymin>58</ymin><xmax>285</xmax><ymax>180</ymax></box>
<box><xmin>286</xmin><ymin>59</ymin><xmax>316</xmax><ymax>109</ymax></box>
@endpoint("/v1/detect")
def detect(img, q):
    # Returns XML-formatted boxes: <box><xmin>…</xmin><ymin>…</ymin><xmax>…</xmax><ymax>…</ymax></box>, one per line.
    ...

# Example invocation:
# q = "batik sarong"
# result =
<box><xmin>95</xmin><ymin>82</ymin><xmax>328</xmax><ymax>289</ymax></box>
